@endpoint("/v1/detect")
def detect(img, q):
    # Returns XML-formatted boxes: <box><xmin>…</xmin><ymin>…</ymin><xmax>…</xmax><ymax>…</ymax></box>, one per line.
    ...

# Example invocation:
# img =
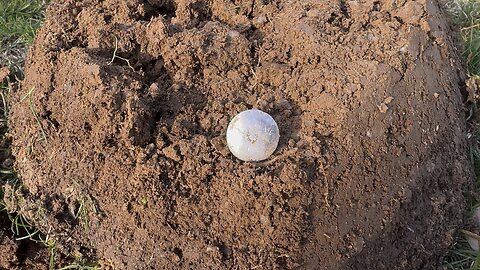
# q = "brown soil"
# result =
<box><xmin>6</xmin><ymin>0</ymin><xmax>475</xmax><ymax>269</ymax></box>
<box><xmin>0</xmin><ymin>67</ymin><xmax>9</xmax><ymax>82</ymax></box>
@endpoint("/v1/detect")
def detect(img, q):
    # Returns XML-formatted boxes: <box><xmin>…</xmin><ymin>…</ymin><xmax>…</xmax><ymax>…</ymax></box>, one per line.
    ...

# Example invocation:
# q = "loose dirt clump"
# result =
<box><xmin>7</xmin><ymin>0</ymin><xmax>475</xmax><ymax>269</ymax></box>
<box><xmin>0</xmin><ymin>67</ymin><xmax>9</xmax><ymax>82</ymax></box>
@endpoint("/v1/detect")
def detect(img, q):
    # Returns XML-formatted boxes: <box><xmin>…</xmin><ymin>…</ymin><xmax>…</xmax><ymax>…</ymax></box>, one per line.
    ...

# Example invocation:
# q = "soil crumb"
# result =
<box><xmin>7</xmin><ymin>0</ymin><xmax>474</xmax><ymax>269</ymax></box>
<box><xmin>0</xmin><ymin>67</ymin><xmax>9</xmax><ymax>82</ymax></box>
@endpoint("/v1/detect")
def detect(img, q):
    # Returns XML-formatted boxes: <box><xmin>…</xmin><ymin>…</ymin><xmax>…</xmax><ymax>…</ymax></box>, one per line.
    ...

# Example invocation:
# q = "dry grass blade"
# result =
<box><xmin>21</xmin><ymin>86</ymin><xmax>48</xmax><ymax>145</ymax></box>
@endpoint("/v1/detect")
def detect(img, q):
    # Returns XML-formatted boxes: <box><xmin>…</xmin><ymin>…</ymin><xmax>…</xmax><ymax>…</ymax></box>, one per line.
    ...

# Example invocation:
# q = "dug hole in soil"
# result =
<box><xmin>3</xmin><ymin>0</ymin><xmax>475</xmax><ymax>269</ymax></box>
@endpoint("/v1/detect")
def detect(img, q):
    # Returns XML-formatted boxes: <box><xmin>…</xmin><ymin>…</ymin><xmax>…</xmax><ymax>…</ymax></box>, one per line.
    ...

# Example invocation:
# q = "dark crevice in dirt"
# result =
<box><xmin>142</xmin><ymin>0</ymin><xmax>177</xmax><ymax>21</ymax></box>
<box><xmin>459</xmin><ymin>79</ymin><xmax>470</xmax><ymax>105</ymax></box>
<box><xmin>247</xmin><ymin>0</ymin><xmax>256</xmax><ymax>19</ymax></box>
<box><xmin>339</xmin><ymin>0</ymin><xmax>349</xmax><ymax>18</ymax></box>
<box><xmin>104</xmin><ymin>14</ymin><xmax>112</xmax><ymax>24</ymax></box>
<box><xmin>63</xmin><ymin>37</ymin><xmax>88</xmax><ymax>51</ymax></box>
<box><xmin>394</xmin><ymin>16</ymin><xmax>405</xmax><ymax>25</ymax></box>
<box><xmin>172</xmin><ymin>247</ymin><xmax>183</xmax><ymax>260</ymax></box>
<box><xmin>190</xmin><ymin>0</ymin><xmax>213</xmax><ymax>27</ymax></box>
<box><xmin>275</xmin><ymin>256</ymin><xmax>288</xmax><ymax>268</ymax></box>
<box><xmin>372</xmin><ymin>1</ymin><xmax>381</xmax><ymax>12</ymax></box>
<box><xmin>104</xmin><ymin>137</ymin><xmax>117</xmax><ymax>148</ymax></box>
<box><xmin>216</xmin><ymin>241</ymin><xmax>232</xmax><ymax>261</ymax></box>
<box><xmin>83</xmin><ymin>122</ymin><xmax>92</xmax><ymax>133</ymax></box>
<box><xmin>42</xmin><ymin>111</ymin><xmax>60</xmax><ymax>130</ymax></box>
<box><xmin>86</xmin><ymin>48</ymin><xmax>120</xmax><ymax>63</ymax></box>
<box><xmin>327</xmin><ymin>12</ymin><xmax>337</xmax><ymax>25</ymax></box>
<box><xmin>56</xmin><ymin>204</ymin><xmax>76</xmax><ymax>225</ymax></box>
<box><xmin>15</xmin><ymin>241</ymin><xmax>31</xmax><ymax>264</ymax></box>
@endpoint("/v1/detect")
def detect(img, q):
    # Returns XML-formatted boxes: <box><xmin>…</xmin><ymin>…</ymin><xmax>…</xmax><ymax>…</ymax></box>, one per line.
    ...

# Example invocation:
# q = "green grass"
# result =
<box><xmin>446</xmin><ymin>0</ymin><xmax>480</xmax><ymax>76</ymax></box>
<box><xmin>0</xmin><ymin>0</ymin><xmax>48</xmax><ymax>77</ymax></box>
<box><xmin>21</xmin><ymin>86</ymin><xmax>48</xmax><ymax>145</ymax></box>
<box><xmin>57</xmin><ymin>263</ymin><xmax>100</xmax><ymax>270</ymax></box>
<box><xmin>444</xmin><ymin>1</ymin><xmax>480</xmax><ymax>269</ymax></box>
<box><xmin>446</xmin><ymin>239</ymin><xmax>480</xmax><ymax>270</ymax></box>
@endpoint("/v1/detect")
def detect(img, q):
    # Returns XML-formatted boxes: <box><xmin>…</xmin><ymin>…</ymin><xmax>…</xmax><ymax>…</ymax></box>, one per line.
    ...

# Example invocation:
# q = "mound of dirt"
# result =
<box><xmin>7</xmin><ymin>0</ymin><xmax>474</xmax><ymax>269</ymax></box>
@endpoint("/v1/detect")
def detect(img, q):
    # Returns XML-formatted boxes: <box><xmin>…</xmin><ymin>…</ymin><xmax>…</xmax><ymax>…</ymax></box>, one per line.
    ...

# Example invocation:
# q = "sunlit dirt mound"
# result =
<box><xmin>8</xmin><ymin>0</ymin><xmax>474</xmax><ymax>269</ymax></box>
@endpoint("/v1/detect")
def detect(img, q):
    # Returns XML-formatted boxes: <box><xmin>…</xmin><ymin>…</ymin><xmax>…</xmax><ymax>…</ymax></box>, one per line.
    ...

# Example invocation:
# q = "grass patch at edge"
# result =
<box><xmin>0</xmin><ymin>0</ymin><xmax>101</xmax><ymax>269</ymax></box>
<box><xmin>446</xmin><ymin>0</ymin><xmax>480</xmax><ymax>76</ymax></box>
<box><xmin>0</xmin><ymin>0</ymin><xmax>48</xmax><ymax>77</ymax></box>
<box><xmin>444</xmin><ymin>0</ymin><xmax>480</xmax><ymax>269</ymax></box>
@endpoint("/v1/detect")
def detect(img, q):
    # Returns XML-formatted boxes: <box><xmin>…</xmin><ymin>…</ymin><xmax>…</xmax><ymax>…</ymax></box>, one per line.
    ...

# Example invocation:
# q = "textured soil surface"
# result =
<box><xmin>5</xmin><ymin>0</ymin><xmax>475</xmax><ymax>269</ymax></box>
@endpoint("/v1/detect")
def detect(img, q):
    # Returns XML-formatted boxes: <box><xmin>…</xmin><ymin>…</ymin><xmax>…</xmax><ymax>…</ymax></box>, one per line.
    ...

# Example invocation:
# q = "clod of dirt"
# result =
<box><xmin>467</xmin><ymin>76</ymin><xmax>480</xmax><ymax>102</ymax></box>
<box><xmin>466</xmin><ymin>207</ymin><xmax>480</xmax><ymax>251</ymax></box>
<box><xmin>0</xmin><ymin>67</ymin><xmax>9</xmax><ymax>82</ymax></box>
<box><xmin>8</xmin><ymin>0</ymin><xmax>474</xmax><ymax>269</ymax></box>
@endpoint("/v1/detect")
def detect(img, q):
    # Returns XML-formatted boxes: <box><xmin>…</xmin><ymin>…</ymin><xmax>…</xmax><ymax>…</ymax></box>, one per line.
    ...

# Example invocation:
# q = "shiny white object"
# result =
<box><xmin>226</xmin><ymin>109</ymin><xmax>279</xmax><ymax>161</ymax></box>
